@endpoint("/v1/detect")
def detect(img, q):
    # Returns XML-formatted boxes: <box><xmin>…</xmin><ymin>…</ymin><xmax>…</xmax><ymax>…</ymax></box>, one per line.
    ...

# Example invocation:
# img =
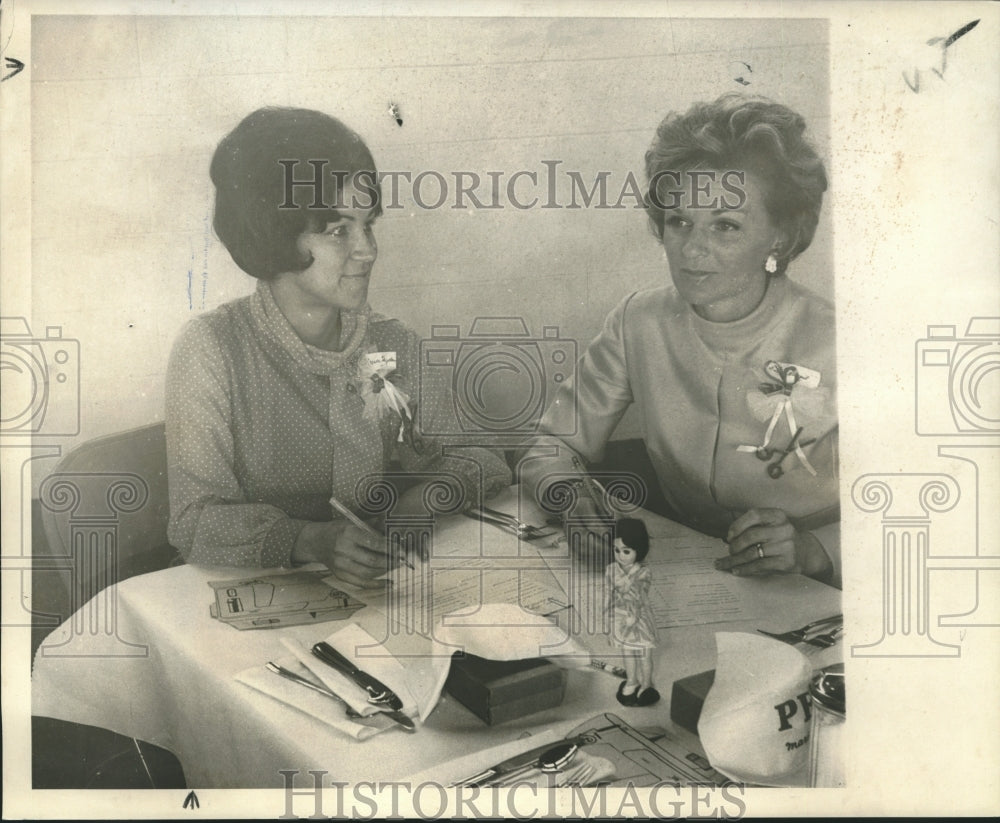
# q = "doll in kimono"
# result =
<box><xmin>605</xmin><ymin>517</ymin><xmax>659</xmax><ymax>706</ymax></box>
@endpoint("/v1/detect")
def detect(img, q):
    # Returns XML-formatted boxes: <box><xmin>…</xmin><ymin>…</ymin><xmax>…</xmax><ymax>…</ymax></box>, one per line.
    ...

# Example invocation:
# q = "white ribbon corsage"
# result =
<box><xmin>736</xmin><ymin>359</ymin><xmax>830</xmax><ymax>478</ymax></box>
<box><xmin>357</xmin><ymin>350</ymin><xmax>413</xmax><ymax>442</ymax></box>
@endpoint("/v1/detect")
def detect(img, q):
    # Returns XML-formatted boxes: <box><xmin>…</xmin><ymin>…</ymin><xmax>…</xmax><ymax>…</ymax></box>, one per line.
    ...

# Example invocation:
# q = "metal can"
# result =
<box><xmin>807</xmin><ymin>663</ymin><xmax>845</xmax><ymax>787</ymax></box>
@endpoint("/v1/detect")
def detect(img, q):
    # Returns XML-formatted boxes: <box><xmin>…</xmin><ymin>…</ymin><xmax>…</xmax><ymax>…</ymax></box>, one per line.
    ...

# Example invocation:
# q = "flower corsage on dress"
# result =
<box><xmin>356</xmin><ymin>348</ymin><xmax>415</xmax><ymax>444</ymax></box>
<box><xmin>737</xmin><ymin>359</ymin><xmax>833</xmax><ymax>480</ymax></box>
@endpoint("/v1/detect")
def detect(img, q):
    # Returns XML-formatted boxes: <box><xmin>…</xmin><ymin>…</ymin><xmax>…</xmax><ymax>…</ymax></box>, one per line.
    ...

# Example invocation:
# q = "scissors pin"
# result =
<box><xmin>765</xmin><ymin>427</ymin><xmax>816</xmax><ymax>479</ymax></box>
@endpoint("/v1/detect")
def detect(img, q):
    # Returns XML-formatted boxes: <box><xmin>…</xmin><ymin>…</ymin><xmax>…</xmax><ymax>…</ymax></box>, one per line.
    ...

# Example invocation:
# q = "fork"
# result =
<box><xmin>805</xmin><ymin>625</ymin><xmax>844</xmax><ymax>648</ymax></box>
<box><xmin>266</xmin><ymin>661</ymin><xmax>363</xmax><ymax>718</ymax></box>
<box><xmin>479</xmin><ymin>506</ymin><xmax>560</xmax><ymax>541</ymax></box>
<box><xmin>555</xmin><ymin>761</ymin><xmax>596</xmax><ymax>787</ymax></box>
<box><xmin>465</xmin><ymin>507</ymin><xmax>561</xmax><ymax>545</ymax></box>
<box><xmin>757</xmin><ymin>613</ymin><xmax>842</xmax><ymax>645</ymax></box>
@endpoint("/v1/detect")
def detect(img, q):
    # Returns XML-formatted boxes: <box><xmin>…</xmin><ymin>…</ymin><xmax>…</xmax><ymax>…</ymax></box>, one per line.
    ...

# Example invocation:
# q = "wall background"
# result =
<box><xmin>27</xmin><ymin>15</ymin><xmax>830</xmax><ymax>488</ymax></box>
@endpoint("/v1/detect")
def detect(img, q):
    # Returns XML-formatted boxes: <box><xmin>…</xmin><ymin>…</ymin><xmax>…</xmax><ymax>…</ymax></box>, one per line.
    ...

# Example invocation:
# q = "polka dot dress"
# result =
<box><xmin>165</xmin><ymin>281</ymin><xmax>510</xmax><ymax>568</ymax></box>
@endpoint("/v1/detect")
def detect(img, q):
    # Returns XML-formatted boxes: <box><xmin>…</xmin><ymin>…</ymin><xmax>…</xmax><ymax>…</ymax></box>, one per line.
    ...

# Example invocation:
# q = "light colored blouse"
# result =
<box><xmin>522</xmin><ymin>275</ymin><xmax>841</xmax><ymax>586</ymax></box>
<box><xmin>166</xmin><ymin>281</ymin><xmax>511</xmax><ymax>567</ymax></box>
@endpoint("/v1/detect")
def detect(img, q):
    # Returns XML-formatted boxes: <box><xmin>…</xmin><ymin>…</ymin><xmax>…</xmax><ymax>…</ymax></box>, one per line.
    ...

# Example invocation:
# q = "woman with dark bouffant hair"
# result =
<box><xmin>166</xmin><ymin>107</ymin><xmax>509</xmax><ymax>585</ymax></box>
<box><xmin>524</xmin><ymin>94</ymin><xmax>840</xmax><ymax>587</ymax></box>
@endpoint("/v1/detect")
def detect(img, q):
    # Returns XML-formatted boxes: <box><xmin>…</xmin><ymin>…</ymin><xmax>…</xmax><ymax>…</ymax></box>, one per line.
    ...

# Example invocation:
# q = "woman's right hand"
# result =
<box><xmin>292</xmin><ymin>521</ymin><xmax>393</xmax><ymax>589</ymax></box>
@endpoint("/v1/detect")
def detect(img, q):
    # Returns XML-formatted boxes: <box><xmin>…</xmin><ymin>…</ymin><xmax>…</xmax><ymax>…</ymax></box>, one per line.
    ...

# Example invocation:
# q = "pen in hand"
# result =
<box><xmin>328</xmin><ymin>496</ymin><xmax>415</xmax><ymax>570</ymax></box>
<box><xmin>570</xmin><ymin>455</ymin><xmax>614</xmax><ymax>522</ymax></box>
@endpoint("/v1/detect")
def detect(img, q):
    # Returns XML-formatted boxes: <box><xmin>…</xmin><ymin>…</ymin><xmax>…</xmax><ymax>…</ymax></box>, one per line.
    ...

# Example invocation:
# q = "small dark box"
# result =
<box><xmin>445</xmin><ymin>653</ymin><xmax>567</xmax><ymax>726</ymax></box>
<box><xmin>670</xmin><ymin>669</ymin><xmax>716</xmax><ymax>736</ymax></box>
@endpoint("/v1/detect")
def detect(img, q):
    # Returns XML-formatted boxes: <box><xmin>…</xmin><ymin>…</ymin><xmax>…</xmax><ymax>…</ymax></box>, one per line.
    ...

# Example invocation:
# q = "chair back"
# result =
<box><xmin>38</xmin><ymin>422</ymin><xmax>177</xmax><ymax>612</ymax></box>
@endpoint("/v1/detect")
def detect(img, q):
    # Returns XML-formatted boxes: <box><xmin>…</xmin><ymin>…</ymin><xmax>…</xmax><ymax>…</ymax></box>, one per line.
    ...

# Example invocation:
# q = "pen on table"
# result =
<box><xmin>328</xmin><ymin>496</ymin><xmax>415</xmax><ymax>570</ymax></box>
<box><xmin>570</xmin><ymin>455</ymin><xmax>614</xmax><ymax>521</ymax></box>
<box><xmin>589</xmin><ymin>477</ymin><xmax>614</xmax><ymax>514</ymax></box>
<box><xmin>540</xmin><ymin>600</ymin><xmax>572</xmax><ymax>618</ymax></box>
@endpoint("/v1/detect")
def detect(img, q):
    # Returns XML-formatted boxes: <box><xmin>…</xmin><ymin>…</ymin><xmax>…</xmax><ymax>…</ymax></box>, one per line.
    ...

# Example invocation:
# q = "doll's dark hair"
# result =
<box><xmin>616</xmin><ymin>517</ymin><xmax>650</xmax><ymax>561</ymax></box>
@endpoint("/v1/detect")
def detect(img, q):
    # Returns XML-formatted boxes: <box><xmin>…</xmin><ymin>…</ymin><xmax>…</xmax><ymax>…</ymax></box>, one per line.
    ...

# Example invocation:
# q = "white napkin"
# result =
<box><xmin>234</xmin><ymin>655</ymin><xmax>393</xmax><ymax>741</ymax></box>
<box><xmin>435</xmin><ymin>602</ymin><xmax>592</xmax><ymax>665</ymax></box>
<box><xmin>260</xmin><ymin>604</ymin><xmax>590</xmax><ymax>736</ymax></box>
<box><xmin>697</xmin><ymin>632</ymin><xmax>814</xmax><ymax>786</ymax></box>
<box><xmin>285</xmin><ymin>623</ymin><xmax>453</xmax><ymax>723</ymax></box>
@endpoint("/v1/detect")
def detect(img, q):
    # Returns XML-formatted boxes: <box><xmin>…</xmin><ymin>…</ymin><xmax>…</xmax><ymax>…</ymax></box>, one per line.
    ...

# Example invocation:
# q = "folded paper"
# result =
<box><xmin>697</xmin><ymin>632</ymin><xmax>813</xmax><ymax>786</ymax></box>
<box><xmin>234</xmin><ymin>655</ymin><xmax>393</xmax><ymax>741</ymax></box>
<box><xmin>284</xmin><ymin>623</ymin><xmax>452</xmax><ymax>724</ymax></box>
<box><xmin>435</xmin><ymin>602</ymin><xmax>592</xmax><ymax>663</ymax></box>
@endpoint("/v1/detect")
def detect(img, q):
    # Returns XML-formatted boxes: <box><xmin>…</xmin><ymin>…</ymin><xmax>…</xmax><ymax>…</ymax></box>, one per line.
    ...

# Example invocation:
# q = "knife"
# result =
<box><xmin>311</xmin><ymin>641</ymin><xmax>405</xmax><ymax>713</ymax></box>
<box><xmin>309</xmin><ymin>643</ymin><xmax>415</xmax><ymax>732</ymax></box>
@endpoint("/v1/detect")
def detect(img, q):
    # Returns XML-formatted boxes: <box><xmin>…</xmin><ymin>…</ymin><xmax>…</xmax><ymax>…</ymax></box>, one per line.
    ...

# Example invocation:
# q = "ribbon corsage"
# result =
<box><xmin>357</xmin><ymin>350</ymin><xmax>413</xmax><ymax>443</ymax></box>
<box><xmin>737</xmin><ymin>359</ymin><xmax>826</xmax><ymax>478</ymax></box>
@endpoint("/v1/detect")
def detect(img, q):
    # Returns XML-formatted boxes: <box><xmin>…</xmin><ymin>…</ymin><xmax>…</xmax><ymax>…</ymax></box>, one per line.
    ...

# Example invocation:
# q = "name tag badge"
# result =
<box><xmin>363</xmin><ymin>351</ymin><xmax>397</xmax><ymax>374</ymax></box>
<box><xmin>776</xmin><ymin>360</ymin><xmax>821</xmax><ymax>389</ymax></box>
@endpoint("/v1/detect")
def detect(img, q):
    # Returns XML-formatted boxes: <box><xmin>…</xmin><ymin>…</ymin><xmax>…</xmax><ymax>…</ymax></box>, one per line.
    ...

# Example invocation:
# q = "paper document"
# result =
<box><xmin>208</xmin><ymin>570</ymin><xmax>365</xmax><ymax>630</ymax></box>
<box><xmin>526</xmin><ymin>533</ymin><xmax>772</xmax><ymax>631</ymax></box>
<box><xmin>326</xmin><ymin>540</ymin><xmax>569</xmax><ymax>637</ymax></box>
<box><xmin>643</xmin><ymin>540</ymin><xmax>771</xmax><ymax>628</ymax></box>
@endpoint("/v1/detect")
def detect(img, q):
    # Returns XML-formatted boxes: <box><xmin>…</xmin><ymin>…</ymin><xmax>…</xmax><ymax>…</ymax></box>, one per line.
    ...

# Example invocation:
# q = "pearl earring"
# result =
<box><xmin>765</xmin><ymin>254</ymin><xmax>778</xmax><ymax>274</ymax></box>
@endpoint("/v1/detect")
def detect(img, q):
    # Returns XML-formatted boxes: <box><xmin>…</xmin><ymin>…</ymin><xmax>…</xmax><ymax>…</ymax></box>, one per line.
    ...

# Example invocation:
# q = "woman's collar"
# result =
<box><xmin>250</xmin><ymin>280</ymin><xmax>372</xmax><ymax>374</ymax></box>
<box><xmin>685</xmin><ymin>274</ymin><xmax>791</xmax><ymax>349</ymax></box>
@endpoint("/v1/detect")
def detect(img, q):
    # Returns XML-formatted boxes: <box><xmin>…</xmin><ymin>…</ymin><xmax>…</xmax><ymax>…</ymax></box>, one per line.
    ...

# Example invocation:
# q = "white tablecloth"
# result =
<box><xmin>31</xmin><ymin>489</ymin><xmax>840</xmax><ymax>788</ymax></box>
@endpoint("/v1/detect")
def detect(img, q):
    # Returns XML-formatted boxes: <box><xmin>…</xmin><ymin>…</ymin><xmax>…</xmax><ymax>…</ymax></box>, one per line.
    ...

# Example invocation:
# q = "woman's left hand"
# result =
<box><xmin>715</xmin><ymin>508</ymin><xmax>832</xmax><ymax>580</ymax></box>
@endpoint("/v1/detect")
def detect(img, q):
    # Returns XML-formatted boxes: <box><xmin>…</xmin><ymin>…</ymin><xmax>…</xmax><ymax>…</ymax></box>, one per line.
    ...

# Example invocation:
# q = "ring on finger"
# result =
<box><xmin>753</xmin><ymin>542</ymin><xmax>765</xmax><ymax>559</ymax></box>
